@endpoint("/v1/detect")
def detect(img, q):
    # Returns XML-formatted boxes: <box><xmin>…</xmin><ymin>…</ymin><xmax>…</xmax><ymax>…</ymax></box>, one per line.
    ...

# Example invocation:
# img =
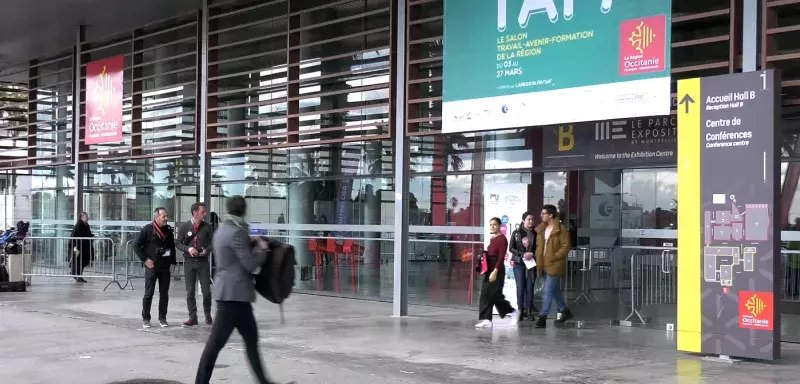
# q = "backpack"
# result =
<box><xmin>253</xmin><ymin>236</ymin><xmax>296</xmax><ymax>323</ymax></box>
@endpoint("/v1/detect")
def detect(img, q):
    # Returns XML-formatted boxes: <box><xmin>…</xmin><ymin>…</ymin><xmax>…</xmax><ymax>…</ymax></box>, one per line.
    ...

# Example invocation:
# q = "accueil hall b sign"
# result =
<box><xmin>677</xmin><ymin>70</ymin><xmax>781</xmax><ymax>361</ymax></box>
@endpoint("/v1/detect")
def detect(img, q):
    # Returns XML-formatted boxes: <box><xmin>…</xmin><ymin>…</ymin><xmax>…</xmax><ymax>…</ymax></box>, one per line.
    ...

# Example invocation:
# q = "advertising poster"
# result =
<box><xmin>677</xmin><ymin>70</ymin><xmax>781</xmax><ymax>360</ymax></box>
<box><xmin>443</xmin><ymin>0</ymin><xmax>672</xmax><ymax>133</ymax></box>
<box><xmin>484</xmin><ymin>183</ymin><xmax>528</xmax><ymax>311</ymax></box>
<box><xmin>85</xmin><ymin>55</ymin><xmax>124</xmax><ymax>145</ymax></box>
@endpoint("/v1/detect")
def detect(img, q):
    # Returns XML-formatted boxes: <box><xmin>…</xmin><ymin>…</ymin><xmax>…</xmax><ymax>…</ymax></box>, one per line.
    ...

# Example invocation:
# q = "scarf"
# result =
<box><xmin>223</xmin><ymin>214</ymin><xmax>249</xmax><ymax>231</ymax></box>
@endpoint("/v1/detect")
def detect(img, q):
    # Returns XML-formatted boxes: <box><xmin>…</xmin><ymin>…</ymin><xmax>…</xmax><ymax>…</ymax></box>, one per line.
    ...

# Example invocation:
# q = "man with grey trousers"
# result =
<box><xmin>176</xmin><ymin>202</ymin><xmax>214</xmax><ymax>327</ymax></box>
<box><xmin>195</xmin><ymin>196</ymin><xmax>292</xmax><ymax>384</ymax></box>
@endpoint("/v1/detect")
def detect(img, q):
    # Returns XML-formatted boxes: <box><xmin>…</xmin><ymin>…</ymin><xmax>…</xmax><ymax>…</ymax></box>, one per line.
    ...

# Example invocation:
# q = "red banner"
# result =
<box><xmin>85</xmin><ymin>55</ymin><xmax>124</xmax><ymax>145</ymax></box>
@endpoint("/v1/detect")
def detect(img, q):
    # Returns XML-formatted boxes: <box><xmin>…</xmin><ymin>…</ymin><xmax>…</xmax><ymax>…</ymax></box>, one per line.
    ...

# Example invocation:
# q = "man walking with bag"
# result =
<box><xmin>177</xmin><ymin>202</ymin><xmax>214</xmax><ymax>327</ymax></box>
<box><xmin>195</xmin><ymin>196</ymin><xmax>293</xmax><ymax>384</ymax></box>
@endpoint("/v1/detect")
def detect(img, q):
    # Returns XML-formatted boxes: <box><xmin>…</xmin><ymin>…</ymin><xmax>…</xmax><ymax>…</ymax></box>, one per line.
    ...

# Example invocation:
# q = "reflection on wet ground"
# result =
<box><xmin>2</xmin><ymin>278</ymin><xmax>800</xmax><ymax>383</ymax></box>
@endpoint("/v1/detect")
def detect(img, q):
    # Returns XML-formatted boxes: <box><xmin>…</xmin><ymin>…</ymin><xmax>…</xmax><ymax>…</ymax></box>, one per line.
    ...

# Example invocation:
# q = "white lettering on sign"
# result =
<box><xmin>497</xmin><ymin>0</ymin><xmax>613</xmax><ymax>31</ymax></box>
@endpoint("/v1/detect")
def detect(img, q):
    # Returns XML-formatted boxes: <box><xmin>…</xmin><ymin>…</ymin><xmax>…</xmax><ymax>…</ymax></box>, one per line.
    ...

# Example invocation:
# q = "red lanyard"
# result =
<box><xmin>193</xmin><ymin>221</ymin><xmax>200</xmax><ymax>247</ymax></box>
<box><xmin>153</xmin><ymin>221</ymin><xmax>166</xmax><ymax>240</ymax></box>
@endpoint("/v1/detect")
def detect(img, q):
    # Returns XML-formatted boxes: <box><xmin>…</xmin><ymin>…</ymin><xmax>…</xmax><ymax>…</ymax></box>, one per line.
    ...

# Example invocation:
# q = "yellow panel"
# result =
<box><xmin>677</xmin><ymin>77</ymin><xmax>702</xmax><ymax>353</ymax></box>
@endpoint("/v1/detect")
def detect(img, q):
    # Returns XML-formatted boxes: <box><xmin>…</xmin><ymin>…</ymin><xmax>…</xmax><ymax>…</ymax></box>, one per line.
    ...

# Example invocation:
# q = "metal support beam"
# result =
<box><xmin>392</xmin><ymin>0</ymin><xmax>409</xmax><ymax>317</ymax></box>
<box><xmin>198</xmin><ymin>0</ymin><xmax>211</xmax><ymax>204</ymax></box>
<box><xmin>742</xmin><ymin>0</ymin><xmax>759</xmax><ymax>72</ymax></box>
<box><xmin>72</xmin><ymin>25</ymin><xmax>85</xmax><ymax>221</ymax></box>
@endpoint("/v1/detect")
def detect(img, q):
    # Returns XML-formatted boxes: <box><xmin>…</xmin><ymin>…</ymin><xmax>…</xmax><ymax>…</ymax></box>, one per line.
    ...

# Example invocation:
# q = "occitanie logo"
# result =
<box><xmin>629</xmin><ymin>20</ymin><xmax>656</xmax><ymax>54</ymax></box>
<box><xmin>745</xmin><ymin>293</ymin><xmax>766</xmax><ymax>318</ymax></box>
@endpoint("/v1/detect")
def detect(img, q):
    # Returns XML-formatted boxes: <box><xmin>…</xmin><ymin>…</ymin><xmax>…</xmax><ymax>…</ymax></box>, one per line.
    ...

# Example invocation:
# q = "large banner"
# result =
<box><xmin>86</xmin><ymin>55</ymin><xmax>124</xmax><ymax>145</ymax></box>
<box><xmin>542</xmin><ymin>115</ymin><xmax>676</xmax><ymax>168</ymax></box>
<box><xmin>483</xmin><ymin>183</ymin><xmax>528</xmax><ymax>311</ymax></box>
<box><xmin>443</xmin><ymin>0</ymin><xmax>672</xmax><ymax>133</ymax></box>
<box><xmin>677</xmin><ymin>70</ymin><xmax>781</xmax><ymax>360</ymax></box>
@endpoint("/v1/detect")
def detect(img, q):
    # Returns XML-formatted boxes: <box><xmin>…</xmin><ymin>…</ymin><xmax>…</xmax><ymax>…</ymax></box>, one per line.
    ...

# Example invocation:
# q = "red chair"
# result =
<box><xmin>307</xmin><ymin>239</ymin><xmax>326</xmax><ymax>291</ymax></box>
<box><xmin>342</xmin><ymin>239</ymin><xmax>363</xmax><ymax>293</ymax></box>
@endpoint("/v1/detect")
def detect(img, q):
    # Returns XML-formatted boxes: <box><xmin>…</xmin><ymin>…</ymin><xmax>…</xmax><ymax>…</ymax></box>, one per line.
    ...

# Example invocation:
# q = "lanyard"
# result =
<box><xmin>193</xmin><ymin>221</ymin><xmax>200</xmax><ymax>247</ymax></box>
<box><xmin>153</xmin><ymin>222</ymin><xmax>166</xmax><ymax>240</ymax></box>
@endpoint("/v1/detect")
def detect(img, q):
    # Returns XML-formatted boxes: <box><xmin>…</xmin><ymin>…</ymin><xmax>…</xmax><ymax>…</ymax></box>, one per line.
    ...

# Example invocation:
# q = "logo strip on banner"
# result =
<box><xmin>676</xmin><ymin>77</ymin><xmax>701</xmax><ymax>353</ymax></box>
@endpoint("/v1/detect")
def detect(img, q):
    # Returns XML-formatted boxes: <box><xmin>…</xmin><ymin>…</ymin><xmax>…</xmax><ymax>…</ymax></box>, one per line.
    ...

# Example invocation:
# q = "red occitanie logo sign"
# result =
<box><xmin>738</xmin><ymin>291</ymin><xmax>774</xmax><ymax>331</ymax></box>
<box><xmin>86</xmin><ymin>55</ymin><xmax>124</xmax><ymax>145</ymax></box>
<box><xmin>619</xmin><ymin>14</ymin><xmax>666</xmax><ymax>75</ymax></box>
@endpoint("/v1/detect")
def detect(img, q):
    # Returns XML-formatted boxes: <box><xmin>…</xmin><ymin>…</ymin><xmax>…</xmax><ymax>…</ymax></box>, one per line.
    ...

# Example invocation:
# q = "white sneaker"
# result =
<box><xmin>475</xmin><ymin>320</ymin><xmax>493</xmax><ymax>328</ymax></box>
<box><xmin>507</xmin><ymin>310</ymin><xmax>520</xmax><ymax>326</ymax></box>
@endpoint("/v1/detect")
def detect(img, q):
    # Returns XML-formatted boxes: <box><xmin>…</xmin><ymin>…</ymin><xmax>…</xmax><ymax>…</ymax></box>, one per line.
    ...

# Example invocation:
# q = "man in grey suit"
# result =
<box><xmin>195</xmin><ymin>196</ymin><xmax>288</xmax><ymax>384</ymax></box>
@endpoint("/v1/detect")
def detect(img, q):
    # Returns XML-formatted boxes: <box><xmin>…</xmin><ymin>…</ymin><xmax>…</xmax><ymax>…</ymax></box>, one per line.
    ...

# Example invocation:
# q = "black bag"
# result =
<box><xmin>253</xmin><ymin>236</ymin><xmax>297</xmax><ymax>324</ymax></box>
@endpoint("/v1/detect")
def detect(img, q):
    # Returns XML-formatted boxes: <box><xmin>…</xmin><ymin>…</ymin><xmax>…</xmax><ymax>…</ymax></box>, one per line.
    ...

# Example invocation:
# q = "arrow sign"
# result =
<box><xmin>679</xmin><ymin>94</ymin><xmax>696</xmax><ymax>114</ymax></box>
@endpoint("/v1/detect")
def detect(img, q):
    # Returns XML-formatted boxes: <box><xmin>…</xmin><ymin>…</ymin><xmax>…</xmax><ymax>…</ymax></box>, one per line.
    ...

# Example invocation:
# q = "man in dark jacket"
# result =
<box><xmin>134</xmin><ymin>207</ymin><xmax>177</xmax><ymax>328</ymax></box>
<box><xmin>176</xmin><ymin>202</ymin><xmax>214</xmax><ymax>327</ymax></box>
<box><xmin>195</xmin><ymin>196</ymin><xmax>291</xmax><ymax>384</ymax></box>
<box><xmin>509</xmin><ymin>211</ymin><xmax>538</xmax><ymax>321</ymax></box>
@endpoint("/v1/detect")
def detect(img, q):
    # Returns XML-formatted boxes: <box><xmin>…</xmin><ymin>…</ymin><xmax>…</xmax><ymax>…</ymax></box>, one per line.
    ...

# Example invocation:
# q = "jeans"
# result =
<box><xmin>539</xmin><ymin>274</ymin><xmax>566</xmax><ymax>317</ymax></box>
<box><xmin>195</xmin><ymin>301</ymin><xmax>271</xmax><ymax>384</ymax></box>
<box><xmin>142</xmin><ymin>266</ymin><xmax>171</xmax><ymax>322</ymax></box>
<box><xmin>512</xmin><ymin>265</ymin><xmax>537</xmax><ymax>311</ymax></box>
<box><xmin>185</xmin><ymin>258</ymin><xmax>212</xmax><ymax>320</ymax></box>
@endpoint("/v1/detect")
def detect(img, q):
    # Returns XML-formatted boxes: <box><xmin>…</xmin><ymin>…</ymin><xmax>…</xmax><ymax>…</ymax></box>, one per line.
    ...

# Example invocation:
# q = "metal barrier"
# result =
<box><xmin>120</xmin><ymin>238</ymin><xmax>209</xmax><ymax>290</ymax></box>
<box><xmin>622</xmin><ymin>246</ymin><xmax>677</xmax><ymax>325</ymax></box>
<box><xmin>21</xmin><ymin>236</ymin><xmax>124</xmax><ymax>291</ymax></box>
<box><xmin>781</xmin><ymin>250</ymin><xmax>800</xmax><ymax>302</ymax></box>
<box><xmin>568</xmin><ymin>247</ymin><xmax>621</xmax><ymax>303</ymax></box>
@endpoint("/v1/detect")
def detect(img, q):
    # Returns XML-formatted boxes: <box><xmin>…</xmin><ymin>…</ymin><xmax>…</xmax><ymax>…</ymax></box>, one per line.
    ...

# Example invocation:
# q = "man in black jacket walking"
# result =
<box><xmin>176</xmin><ymin>202</ymin><xmax>215</xmax><ymax>327</ymax></box>
<box><xmin>509</xmin><ymin>211</ymin><xmax>538</xmax><ymax>321</ymax></box>
<box><xmin>134</xmin><ymin>207</ymin><xmax>177</xmax><ymax>328</ymax></box>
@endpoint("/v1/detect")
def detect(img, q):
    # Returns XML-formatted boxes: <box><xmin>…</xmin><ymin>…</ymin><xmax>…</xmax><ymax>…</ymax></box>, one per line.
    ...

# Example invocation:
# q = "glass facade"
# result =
<box><xmin>2</xmin><ymin>0</ymin><xmax>800</xmax><ymax>325</ymax></box>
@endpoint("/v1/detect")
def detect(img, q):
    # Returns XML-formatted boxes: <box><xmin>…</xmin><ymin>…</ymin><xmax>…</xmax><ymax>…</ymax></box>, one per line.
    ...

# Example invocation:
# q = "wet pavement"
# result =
<box><xmin>2</xmin><ymin>278</ymin><xmax>800</xmax><ymax>383</ymax></box>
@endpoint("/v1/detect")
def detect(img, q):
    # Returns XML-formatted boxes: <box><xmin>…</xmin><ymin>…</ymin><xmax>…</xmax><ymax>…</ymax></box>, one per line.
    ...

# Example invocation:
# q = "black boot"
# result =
<box><xmin>535</xmin><ymin>315</ymin><xmax>547</xmax><ymax>328</ymax></box>
<box><xmin>554</xmin><ymin>307</ymin><xmax>573</xmax><ymax>324</ymax></box>
<box><xmin>519</xmin><ymin>309</ymin><xmax>526</xmax><ymax>321</ymax></box>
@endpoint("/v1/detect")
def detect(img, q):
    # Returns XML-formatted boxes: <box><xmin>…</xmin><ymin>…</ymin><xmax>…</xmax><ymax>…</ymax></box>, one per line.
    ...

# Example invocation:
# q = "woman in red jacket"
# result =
<box><xmin>476</xmin><ymin>217</ymin><xmax>520</xmax><ymax>328</ymax></box>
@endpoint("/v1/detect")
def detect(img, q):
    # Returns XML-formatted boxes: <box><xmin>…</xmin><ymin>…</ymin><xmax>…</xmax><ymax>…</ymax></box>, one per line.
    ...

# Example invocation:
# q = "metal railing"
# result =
<box><xmin>564</xmin><ymin>247</ymin><xmax>622</xmax><ymax>303</ymax></box>
<box><xmin>781</xmin><ymin>250</ymin><xmax>800</xmax><ymax>302</ymax></box>
<box><xmin>623</xmin><ymin>246</ymin><xmax>677</xmax><ymax>325</ymax></box>
<box><xmin>21</xmin><ymin>236</ymin><xmax>124</xmax><ymax>291</ymax></box>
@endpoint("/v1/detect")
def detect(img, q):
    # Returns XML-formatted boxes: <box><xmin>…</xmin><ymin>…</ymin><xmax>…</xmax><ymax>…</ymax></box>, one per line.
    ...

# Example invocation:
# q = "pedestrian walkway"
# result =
<box><xmin>1</xmin><ymin>279</ymin><xmax>800</xmax><ymax>383</ymax></box>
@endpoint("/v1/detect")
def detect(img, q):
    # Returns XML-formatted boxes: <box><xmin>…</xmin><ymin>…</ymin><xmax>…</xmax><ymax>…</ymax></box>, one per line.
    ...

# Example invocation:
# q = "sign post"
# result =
<box><xmin>677</xmin><ymin>70</ymin><xmax>781</xmax><ymax>360</ymax></box>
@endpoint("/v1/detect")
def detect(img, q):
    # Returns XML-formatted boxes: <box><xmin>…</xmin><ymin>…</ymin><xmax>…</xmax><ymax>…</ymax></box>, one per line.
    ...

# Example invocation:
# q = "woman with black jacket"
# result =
<box><xmin>68</xmin><ymin>212</ymin><xmax>94</xmax><ymax>283</ymax></box>
<box><xmin>509</xmin><ymin>212</ymin><xmax>538</xmax><ymax>321</ymax></box>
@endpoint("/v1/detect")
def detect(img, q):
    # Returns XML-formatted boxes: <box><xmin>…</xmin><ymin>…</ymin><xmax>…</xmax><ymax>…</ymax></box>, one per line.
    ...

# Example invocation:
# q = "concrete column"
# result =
<box><xmin>392</xmin><ymin>0</ymin><xmax>409</xmax><ymax>316</ymax></box>
<box><xmin>288</xmin><ymin>177</ymin><xmax>314</xmax><ymax>269</ymax></box>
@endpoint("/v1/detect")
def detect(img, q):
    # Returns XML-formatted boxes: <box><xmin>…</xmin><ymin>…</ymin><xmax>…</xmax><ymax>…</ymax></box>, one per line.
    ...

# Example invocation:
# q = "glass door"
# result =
<box><xmin>568</xmin><ymin>170</ymin><xmax>627</xmax><ymax>323</ymax></box>
<box><xmin>620</xmin><ymin>168</ymin><xmax>678</xmax><ymax>329</ymax></box>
